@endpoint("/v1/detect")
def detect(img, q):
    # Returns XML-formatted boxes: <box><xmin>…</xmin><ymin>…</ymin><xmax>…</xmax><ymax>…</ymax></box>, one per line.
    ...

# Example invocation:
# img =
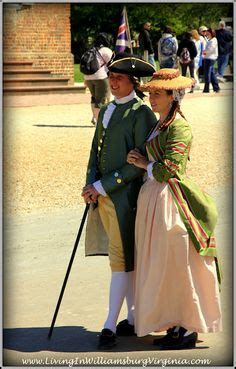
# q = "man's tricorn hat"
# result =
<box><xmin>107</xmin><ymin>52</ymin><xmax>155</xmax><ymax>77</ymax></box>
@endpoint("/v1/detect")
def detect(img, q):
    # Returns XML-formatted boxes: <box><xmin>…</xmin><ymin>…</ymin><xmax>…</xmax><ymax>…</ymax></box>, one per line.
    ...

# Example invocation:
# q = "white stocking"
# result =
<box><xmin>103</xmin><ymin>272</ymin><xmax>128</xmax><ymax>333</ymax></box>
<box><xmin>126</xmin><ymin>271</ymin><xmax>135</xmax><ymax>325</ymax></box>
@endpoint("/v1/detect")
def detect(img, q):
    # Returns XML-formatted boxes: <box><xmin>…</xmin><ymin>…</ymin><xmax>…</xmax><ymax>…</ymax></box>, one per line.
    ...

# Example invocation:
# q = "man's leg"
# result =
<box><xmin>210</xmin><ymin>61</ymin><xmax>220</xmax><ymax>92</ymax></box>
<box><xmin>217</xmin><ymin>54</ymin><xmax>229</xmax><ymax>82</ymax></box>
<box><xmin>180</xmin><ymin>63</ymin><xmax>187</xmax><ymax>77</ymax></box>
<box><xmin>97</xmin><ymin>196</ymin><xmax>129</xmax><ymax>347</ymax></box>
<box><xmin>126</xmin><ymin>271</ymin><xmax>135</xmax><ymax>325</ymax></box>
<box><xmin>148</xmin><ymin>54</ymin><xmax>156</xmax><ymax>69</ymax></box>
<box><xmin>203</xmin><ymin>59</ymin><xmax>211</xmax><ymax>92</ymax></box>
<box><xmin>94</xmin><ymin>78</ymin><xmax>109</xmax><ymax>122</ymax></box>
<box><xmin>86</xmin><ymin>80</ymin><xmax>97</xmax><ymax>124</ymax></box>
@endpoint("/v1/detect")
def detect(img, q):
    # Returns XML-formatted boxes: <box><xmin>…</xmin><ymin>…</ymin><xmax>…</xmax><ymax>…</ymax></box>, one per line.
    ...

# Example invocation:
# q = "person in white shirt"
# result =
<box><xmin>84</xmin><ymin>33</ymin><xmax>113</xmax><ymax>125</ymax></box>
<box><xmin>202</xmin><ymin>28</ymin><xmax>220</xmax><ymax>93</ymax></box>
<box><xmin>198</xmin><ymin>26</ymin><xmax>208</xmax><ymax>81</ymax></box>
<box><xmin>158</xmin><ymin>26</ymin><xmax>178</xmax><ymax>69</ymax></box>
<box><xmin>191</xmin><ymin>29</ymin><xmax>204</xmax><ymax>89</ymax></box>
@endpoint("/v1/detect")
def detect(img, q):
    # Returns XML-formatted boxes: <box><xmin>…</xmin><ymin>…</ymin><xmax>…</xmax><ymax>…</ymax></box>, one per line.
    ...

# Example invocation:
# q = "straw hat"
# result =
<box><xmin>139</xmin><ymin>69</ymin><xmax>194</xmax><ymax>92</ymax></box>
<box><xmin>108</xmin><ymin>52</ymin><xmax>155</xmax><ymax>77</ymax></box>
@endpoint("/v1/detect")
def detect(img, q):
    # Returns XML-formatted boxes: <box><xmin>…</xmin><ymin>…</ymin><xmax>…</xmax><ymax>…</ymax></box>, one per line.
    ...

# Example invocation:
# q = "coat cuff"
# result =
<box><xmin>147</xmin><ymin>161</ymin><xmax>155</xmax><ymax>180</ymax></box>
<box><xmin>93</xmin><ymin>180</ymin><xmax>107</xmax><ymax>197</ymax></box>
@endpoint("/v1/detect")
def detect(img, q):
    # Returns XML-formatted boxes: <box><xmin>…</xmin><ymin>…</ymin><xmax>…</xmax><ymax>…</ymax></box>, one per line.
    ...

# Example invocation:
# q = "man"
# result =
<box><xmin>82</xmin><ymin>53</ymin><xmax>157</xmax><ymax>349</ymax></box>
<box><xmin>216</xmin><ymin>20</ymin><xmax>233</xmax><ymax>83</ymax></box>
<box><xmin>138</xmin><ymin>22</ymin><xmax>156</xmax><ymax>68</ymax></box>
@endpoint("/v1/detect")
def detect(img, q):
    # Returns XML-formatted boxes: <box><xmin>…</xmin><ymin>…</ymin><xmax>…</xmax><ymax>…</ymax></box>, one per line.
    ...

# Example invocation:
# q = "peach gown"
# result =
<box><xmin>134</xmin><ymin>140</ymin><xmax>222</xmax><ymax>337</ymax></box>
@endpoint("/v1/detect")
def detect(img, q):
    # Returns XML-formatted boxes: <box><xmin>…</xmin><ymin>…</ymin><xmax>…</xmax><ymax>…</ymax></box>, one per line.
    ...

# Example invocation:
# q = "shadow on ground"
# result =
<box><xmin>3</xmin><ymin>326</ymin><xmax>208</xmax><ymax>353</ymax></box>
<box><xmin>33</xmin><ymin>124</ymin><xmax>94</xmax><ymax>128</ymax></box>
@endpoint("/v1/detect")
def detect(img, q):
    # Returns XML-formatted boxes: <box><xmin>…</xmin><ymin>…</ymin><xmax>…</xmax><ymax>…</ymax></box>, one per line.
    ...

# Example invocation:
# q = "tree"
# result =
<box><xmin>71</xmin><ymin>3</ymin><xmax>233</xmax><ymax>62</ymax></box>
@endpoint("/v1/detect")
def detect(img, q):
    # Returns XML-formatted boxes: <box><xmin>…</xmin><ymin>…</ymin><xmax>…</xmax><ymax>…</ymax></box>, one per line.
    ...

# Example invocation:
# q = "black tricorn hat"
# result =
<box><xmin>107</xmin><ymin>52</ymin><xmax>155</xmax><ymax>77</ymax></box>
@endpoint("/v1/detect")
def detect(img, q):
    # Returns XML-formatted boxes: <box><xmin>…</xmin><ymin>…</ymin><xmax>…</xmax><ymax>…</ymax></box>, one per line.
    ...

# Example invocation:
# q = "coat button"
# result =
<box><xmin>100</xmin><ymin>139</ymin><xmax>103</xmax><ymax>143</ymax></box>
<box><xmin>98</xmin><ymin>146</ymin><xmax>101</xmax><ymax>151</ymax></box>
<box><xmin>114</xmin><ymin>172</ymin><xmax>119</xmax><ymax>177</ymax></box>
<box><xmin>117</xmin><ymin>179</ymin><xmax>122</xmax><ymax>184</ymax></box>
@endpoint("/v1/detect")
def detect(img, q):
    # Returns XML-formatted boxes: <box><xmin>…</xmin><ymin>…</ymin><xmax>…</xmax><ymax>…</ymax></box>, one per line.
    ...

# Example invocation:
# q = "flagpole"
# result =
<box><xmin>124</xmin><ymin>6</ymin><xmax>133</xmax><ymax>54</ymax></box>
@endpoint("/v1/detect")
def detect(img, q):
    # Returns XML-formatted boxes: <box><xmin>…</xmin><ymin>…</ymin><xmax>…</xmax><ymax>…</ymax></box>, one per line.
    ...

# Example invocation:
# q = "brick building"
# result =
<box><xmin>3</xmin><ymin>3</ymin><xmax>74</xmax><ymax>84</ymax></box>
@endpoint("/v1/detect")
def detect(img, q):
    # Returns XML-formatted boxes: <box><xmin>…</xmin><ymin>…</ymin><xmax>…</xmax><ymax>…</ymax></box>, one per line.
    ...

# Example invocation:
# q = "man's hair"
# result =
<box><xmin>219</xmin><ymin>20</ymin><xmax>226</xmax><ymax>28</ymax></box>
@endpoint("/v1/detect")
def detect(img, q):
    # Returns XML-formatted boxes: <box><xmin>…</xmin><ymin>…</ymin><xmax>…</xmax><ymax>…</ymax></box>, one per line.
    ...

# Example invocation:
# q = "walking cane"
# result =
<box><xmin>48</xmin><ymin>203</ymin><xmax>90</xmax><ymax>339</ymax></box>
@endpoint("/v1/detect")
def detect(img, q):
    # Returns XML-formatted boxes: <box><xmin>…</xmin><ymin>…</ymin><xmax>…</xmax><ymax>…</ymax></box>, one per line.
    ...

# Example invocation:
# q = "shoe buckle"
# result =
<box><xmin>172</xmin><ymin>332</ymin><xmax>179</xmax><ymax>339</ymax></box>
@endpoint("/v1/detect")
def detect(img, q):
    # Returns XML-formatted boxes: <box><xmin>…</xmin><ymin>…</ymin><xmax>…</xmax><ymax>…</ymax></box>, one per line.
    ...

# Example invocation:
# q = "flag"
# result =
<box><xmin>115</xmin><ymin>7</ymin><xmax>132</xmax><ymax>53</ymax></box>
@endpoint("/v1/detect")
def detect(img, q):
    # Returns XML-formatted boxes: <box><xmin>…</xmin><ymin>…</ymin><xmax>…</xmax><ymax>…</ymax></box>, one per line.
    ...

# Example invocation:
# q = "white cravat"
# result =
<box><xmin>102</xmin><ymin>90</ymin><xmax>137</xmax><ymax>129</ymax></box>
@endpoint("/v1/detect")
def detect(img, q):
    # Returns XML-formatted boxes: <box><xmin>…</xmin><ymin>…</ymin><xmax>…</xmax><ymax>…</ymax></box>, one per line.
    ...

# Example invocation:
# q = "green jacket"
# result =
<box><xmin>147</xmin><ymin>118</ymin><xmax>221</xmax><ymax>285</ymax></box>
<box><xmin>85</xmin><ymin>97</ymin><xmax>157</xmax><ymax>271</ymax></box>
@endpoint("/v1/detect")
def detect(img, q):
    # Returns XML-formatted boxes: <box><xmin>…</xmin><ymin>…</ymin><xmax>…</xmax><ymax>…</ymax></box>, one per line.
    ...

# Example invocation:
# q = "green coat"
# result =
<box><xmin>85</xmin><ymin>97</ymin><xmax>157</xmax><ymax>271</ymax></box>
<box><xmin>147</xmin><ymin>118</ymin><xmax>222</xmax><ymax>285</ymax></box>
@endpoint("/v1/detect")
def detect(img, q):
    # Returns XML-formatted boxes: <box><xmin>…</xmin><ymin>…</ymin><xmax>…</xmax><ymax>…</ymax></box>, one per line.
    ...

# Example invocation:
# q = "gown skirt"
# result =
<box><xmin>134</xmin><ymin>177</ymin><xmax>222</xmax><ymax>337</ymax></box>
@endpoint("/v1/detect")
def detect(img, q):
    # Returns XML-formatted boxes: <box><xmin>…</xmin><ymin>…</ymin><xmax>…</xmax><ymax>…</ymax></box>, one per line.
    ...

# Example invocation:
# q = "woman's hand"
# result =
<box><xmin>81</xmin><ymin>184</ymin><xmax>99</xmax><ymax>203</ymax></box>
<box><xmin>127</xmin><ymin>149</ymin><xmax>149</xmax><ymax>170</ymax></box>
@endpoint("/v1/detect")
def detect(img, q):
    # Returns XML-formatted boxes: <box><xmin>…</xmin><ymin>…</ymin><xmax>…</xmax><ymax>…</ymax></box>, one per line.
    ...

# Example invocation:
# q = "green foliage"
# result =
<box><xmin>71</xmin><ymin>3</ymin><xmax>232</xmax><ymax>61</ymax></box>
<box><xmin>74</xmin><ymin>64</ymin><xmax>84</xmax><ymax>83</ymax></box>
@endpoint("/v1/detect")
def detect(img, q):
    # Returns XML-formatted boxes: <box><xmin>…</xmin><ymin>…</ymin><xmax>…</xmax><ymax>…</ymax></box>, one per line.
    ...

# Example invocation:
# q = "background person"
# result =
<box><xmin>158</xmin><ymin>26</ymin><xmax>178</xmax><ymax>68</ymax></box>
<box><xmin>202</xmin><ymin>28</ymin><xmax>220</xmax><ymax>93</ymax></box>
<box><xmin>138</xmin><ymin>22</ymin><xmax>156</xmax><ymax>68</ymax></box>
<box><xmin>191</xmin><ymin>29</ymin><xmax>204</xmax><ymax>89</ymax></box>
<box><xmin>198</xmin><ymin>26</ymin><xmax>208</xmax><ymax>81</ymax></box>
<box><xmin>84</xmin><ymin>33</ymin><xmax>113</xmax><ymax>125</ymax></box>
<box><xmin>216</xmin><ymin>20</ymin><xmax>233</xmax><ymax>83</ymax></box>
<box><xmin>177</xmin><ymin>32</ymin><xmax>197</xmax><ymax>93</ymax></box>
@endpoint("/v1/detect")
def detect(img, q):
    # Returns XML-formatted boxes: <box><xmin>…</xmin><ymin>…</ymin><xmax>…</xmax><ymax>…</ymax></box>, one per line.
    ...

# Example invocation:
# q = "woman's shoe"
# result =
<box><xmin>98</xmin><ymin>328</ymin><xmax>117</xmax><ymax>350</ymax></box>
<box><xmin>154</xmin><ymin>327</ymin><xmax>198</xmax><ymax>350</ymax></box>
<box><xmin>116</xmin><ymin>319</ymin><xmax>136</xmax><ymax>336</ymax></box>
<box><xmin>153</xmin><ymin>327</ymin><xmax>176</xmax><ymax>345</ymax></box>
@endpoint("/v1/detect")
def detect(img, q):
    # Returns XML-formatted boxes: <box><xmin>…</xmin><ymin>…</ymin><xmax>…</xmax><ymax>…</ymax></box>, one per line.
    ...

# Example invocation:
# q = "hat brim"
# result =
<box><xmin>108</xmin><ymin>57</ymin><xmax>155</xmax><ymax>77</ymax></box>
<box><xmin>139</xmin><ymin>75</ymin><xmax>195</xmax><ymax>91</ymax></box>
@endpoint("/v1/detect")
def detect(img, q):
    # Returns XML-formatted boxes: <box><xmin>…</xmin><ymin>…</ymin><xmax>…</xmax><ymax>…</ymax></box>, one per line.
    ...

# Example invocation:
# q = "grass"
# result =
<box><xmin>74</xmin><ymin>64</ymin><xmax>84</xmax><ymax>83</ymax></box>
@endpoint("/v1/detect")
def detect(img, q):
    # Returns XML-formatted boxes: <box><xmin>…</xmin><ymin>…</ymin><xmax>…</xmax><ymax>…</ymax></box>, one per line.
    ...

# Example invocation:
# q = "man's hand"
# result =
<box><xmin>81</xmin><ymin>184</ymin><xmax>99</xmax><ymax>203</ymax></box>
<box><xmin>127</xmin><ymin>148</ymin><xmax>149</xmax><ymax>170</ymax></box>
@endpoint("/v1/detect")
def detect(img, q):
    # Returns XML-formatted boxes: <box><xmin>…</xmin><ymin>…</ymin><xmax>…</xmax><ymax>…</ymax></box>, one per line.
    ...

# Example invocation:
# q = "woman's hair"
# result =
<box><xmin>158</xmin><ymin>90</ymin><xmax>186</xmax><ymax>131</ymax></box>
<box><xmin>191</xmin><ymin>29</ymin><xmax>200</xmax><ymax>41</ymax></box>
<box><xmin>206</xmin><ymin>28</ymin><xmax>216</xmax><ymax>38</ymax></box>
<box><xmin>163</xmin><ymin>26</ymin><xmax>173</xmax><ymax>35</ymax></box>
<box><xmin>183</xmin><ymin>31</ymin><xmax>192</xmax><ymax>40</ymax></box>
<box><xmin>94</xmin><ymin>33</ymin><xmax>111</xmax><ymax>48</ymax></box>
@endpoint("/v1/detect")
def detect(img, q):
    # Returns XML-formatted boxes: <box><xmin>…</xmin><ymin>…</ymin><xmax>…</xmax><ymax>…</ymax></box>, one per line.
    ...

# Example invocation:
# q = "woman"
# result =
<box><xmin>83</xmin><ymin>33</ymin><xmax>113</xmax><ymax>125</ymax></box>
<box><xmin>191</xmin><ymin>29</ymin><xmax>204</xmax><ymax>89</ymax></box>
<box><xmin>127</xmin><ymin>68</ymin><xmax>222</xmax><ymax>350</ymax></box>
<box><xmin>202</xmin><ymin>28</ymin><xmax>220</xmax><ymax>93</ymax></box>
<box><xmin>177</xmin><ymin>32</ymin><xmax>197</xmax><ymax>93</ymax></box>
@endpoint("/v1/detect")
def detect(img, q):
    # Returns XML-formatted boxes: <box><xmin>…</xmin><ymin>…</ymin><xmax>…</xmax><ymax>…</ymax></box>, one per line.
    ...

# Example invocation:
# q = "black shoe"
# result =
<box><xmin>202</xmin><ymin>90</ymin><xmax>209</xmax><ymax>93</ymax></box>
<box><xmin>154</xmin><ymin>327</ymin><xmax>198</xmax><ymax>350</ymax></box>
<box><xmin>116</xmin><ymin>319</ymin><xmax>136</xmax><ymax>336</ymax></box>
<box><xmin>98</xmin><ymin>328</ymin><xmax>117</xmax><ymax>350</ymax></box>
<box><xmin>153</xmin><ymin>326</ymin><xmax>176</xmax><ymax>345</ymax></box>
<box><xmin>214</xmin><ymin>89</ymin><xmax>220</xmax><ymax>93</ymax></box>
